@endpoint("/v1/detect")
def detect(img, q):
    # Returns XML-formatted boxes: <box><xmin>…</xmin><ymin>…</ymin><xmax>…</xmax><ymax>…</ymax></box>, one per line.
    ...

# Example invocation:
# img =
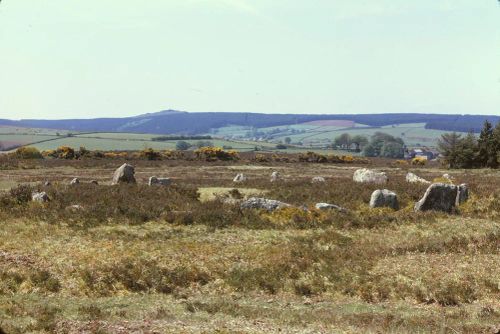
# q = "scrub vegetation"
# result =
<box><xmin>0</xmin><ymin>154</ymin><xmax>498</xmax><ymax>333</ymax></box>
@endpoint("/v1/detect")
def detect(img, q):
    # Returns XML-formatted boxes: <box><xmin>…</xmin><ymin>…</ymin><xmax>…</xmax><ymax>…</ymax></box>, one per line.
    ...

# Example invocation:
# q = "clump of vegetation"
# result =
<box><xmin>194</xmin><ymin>147</ymin><xmax>239</xmax><ymax>161</ymax></box>
<box><xmin>298</xmin><ymin>151</ymin><xmax>328</xmax><ymax>163</ymax></box>
<box><xmin>363</xmin><ymin>132</ymin><xmax>405</xmax><ymax>158</ymax></box>
<box><xmin>411</xmin><ymin>156</ymin><xmax>427</xmax><ymax>166</ymax></box>
<box><xmin>176</xmin><ymin>140</ymin><xmax>191</xmax><ymax>151</ymax></box>
<box><xmin>333</xmin><ymin>133</ymin><xmax>368</xmax><ymax>151</ymax></box>
<box><xmin>140</xmin><ymin>148</ymin><xmax>162</xmax><ymax>160</ymax></box>
<box><xmin>8</xmin><ymin>184</ymin><xmax>34</xmax><ymax>205</ymax></box>
<box><xmin>13</xmin><ymin>147</ymin><xmax>43</xmax><ymax>159</ymax></box>
<box><xmin>44</xmin><ymin>146</ymin><xmax>76</xmax><ymax>159</ymax></box>
<box><xmin>260</xmin><ymin>151</ymin><xmax>367</xmax><ymax>164</ymax></box>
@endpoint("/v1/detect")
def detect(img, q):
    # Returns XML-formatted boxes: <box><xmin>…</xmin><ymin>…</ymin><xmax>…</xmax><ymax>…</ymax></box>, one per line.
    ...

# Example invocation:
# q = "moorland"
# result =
<box><xmin>0</xmin><ymin>149</ymin><xmax>498</xmax><ymax>333</ymax></box>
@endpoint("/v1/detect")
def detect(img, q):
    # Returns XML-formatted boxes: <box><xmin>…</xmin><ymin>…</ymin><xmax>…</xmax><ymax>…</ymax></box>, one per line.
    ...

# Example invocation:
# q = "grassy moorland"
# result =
<box><xmin>0</xmin><ymin>155</ymin><xmax>498</xmax><ymax>333</ymax></box>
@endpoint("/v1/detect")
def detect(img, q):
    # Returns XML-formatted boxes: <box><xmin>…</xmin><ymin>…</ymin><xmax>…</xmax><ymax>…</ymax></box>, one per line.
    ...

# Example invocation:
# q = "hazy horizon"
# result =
<box><xmin>1</xmin><ymin>1</ymin><xmax>499</xmax><ymax>119</ymax></box>
<box><xmin>3</xmin><ymin>110</ymin><xmax>500</xmax><ymax>122</ymax></box>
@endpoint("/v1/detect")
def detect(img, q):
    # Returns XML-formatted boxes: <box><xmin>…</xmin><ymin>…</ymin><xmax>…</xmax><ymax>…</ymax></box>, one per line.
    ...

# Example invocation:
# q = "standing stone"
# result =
<box><xmin>112</xmin><ymin>163</ymin><xmax>136</xmax><ymax>185</ymax></box>
<box><xmin>369</xmin><ymin>189</ymin><xmax>399</xmax><ymax>210</ymax></box>
<box><xmin>406</xmin><ymin>172</ymin><xmax>430</xmax><ymax>184</ymax></box>
<box><xmin>457</xmin><ymin>184</ymin><xmax>469</xmax><ymax>205</ymax></box>
<box><xmin>312</xmin><ymin>177</ymin><xmax>326</xmax><ymax>183</ymax></box>
<box><xmin>353</xmin><ymin>168</ymin><xmax>388</xmax><ymax>184</ymax></box>
<box><xmin>32</xmin><ymin>192</ymin><xmax>49</xmax><ymax>203</ymax></box>
<box><xmin>149</xmin><ymin>176</ymin><xmax>172</xmax><ymax>186</ymax></box>
<box><xmin>233</xmin><ymin>173</ymin><xmax>247</xmax><ymax>183</ymax></box>
<box><xmin>414</xmin><ymin>183</ymin><xmax>463</xmax><ymax>213</ymax></box>
<box><xmin>270</xmin><ymin>171</ymin><xmax>281</xmax><ymax>183</ymax></box>
<box><xmin>70</xmin><ymin>178</ymin><xmax>80</xmax><ymax>185</ymax></box>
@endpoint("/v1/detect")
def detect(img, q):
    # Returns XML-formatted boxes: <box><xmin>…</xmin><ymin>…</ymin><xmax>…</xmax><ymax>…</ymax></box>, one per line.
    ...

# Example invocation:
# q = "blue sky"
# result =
<box><xmin>0</xmin><ymin>0</ymin><xmax>499</xmax><ymax>119</ymax></box>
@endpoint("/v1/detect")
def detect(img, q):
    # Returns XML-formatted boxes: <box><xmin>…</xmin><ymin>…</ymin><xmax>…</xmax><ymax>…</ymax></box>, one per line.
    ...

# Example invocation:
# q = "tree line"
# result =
<box><xmin>438</xmin><ymin>121</ymin><xmax>500</xmax><ymax>169</ymax></box>
<box><xmin>333</xmin><ymin>132</ymin><xmax>405</xmax><ymax>158</ymax></box>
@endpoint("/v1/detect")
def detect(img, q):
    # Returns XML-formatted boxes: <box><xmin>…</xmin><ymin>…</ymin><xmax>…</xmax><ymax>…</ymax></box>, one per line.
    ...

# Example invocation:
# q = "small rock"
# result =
<box><xmin>240</xmin><ymin>197</ymin><xmax>291</xmax><ymax>211</ymax></box>
<box><xmin>43</xmin><ymin>181</ymin><xmax>52</xmax><ymax>187</ymax></box>
<box><xmin>353</xmin><ymin>168</ymin><xmax>388</xmax><ymax>184</ymax></box>
<box><xmin>315</xmin><ymin>203</ymin><xmax>347</xmax><ymax>212</ymax></box>
<box><xmin>90</xmin><ymin>180</ymin><xmax>99</xmax><ymax>185</ymax></box>
<box><xmin>70</xmin><ymin>178</ymin><xmax>80</xmax><ymax>185</ymax></box>
<box><xmin>369</xmin><ymin>189</ymin><xmax>399</xmax><ymax>210</ymax></box>
<box><xmin>66</xmin><ymin>205</ymin><xmax>84</xmax><ymax>211</ymax></box>
<box><xmin>406</xmin><ymin>172</ymin><xmax>430</xmax><ymax>184</ymax></box>
<box><xmin>32</xmin><ymin>192</ymin><xmax>49</xmax><ymax>203</ymax></box>
<box><xmin>233</xmin><ymin>173</ymin><xmax>247</xmax><ymax>183</ymax></box>
<box><xmin>270</xmin><ymin>171</ymin><xmax>282</xmax><ymax>183</ymax></box>
<box><xmin>149</xmin><ymin>176</ymin><xmax>172</xmax><ymax>186</ymax></box>
<box><xmin>312</xmin><ymin>177</ymin><xmax>326</xmax><ymax>183</ymax></box>
<box><xmin>112</xmin><ymin>163</ymin><xmax>136</xmax><ymax>185</ymax></box>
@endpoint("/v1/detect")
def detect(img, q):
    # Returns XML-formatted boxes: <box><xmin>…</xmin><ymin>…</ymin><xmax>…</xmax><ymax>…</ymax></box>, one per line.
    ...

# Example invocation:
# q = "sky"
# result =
<box><xmin>0</xmin><ymin>0</ymin><xmax>499</xmax><ymax>119</ymax></box>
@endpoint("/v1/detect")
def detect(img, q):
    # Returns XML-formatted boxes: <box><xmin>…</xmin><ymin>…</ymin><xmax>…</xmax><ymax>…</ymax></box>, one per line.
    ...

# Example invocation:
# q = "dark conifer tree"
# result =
<box><xmin>477</xmin><ymin>120</ymin><xmax>494</xmax><ymax>167</ymax></box>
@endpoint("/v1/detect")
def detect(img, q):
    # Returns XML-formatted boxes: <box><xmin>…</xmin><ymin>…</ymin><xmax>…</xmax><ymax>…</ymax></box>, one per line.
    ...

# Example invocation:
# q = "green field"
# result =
<box><xmin>213</xmin><ymin>122</ymin><xmax>467</xmax><ymax>148</ymax></box>
<box><xmin>0</xmin><ymin>126</ymin><xmax>70</xmax><ymax>136</ymax></box>
<box><xmin>0</xmin><ymin>122</ymin><xmax>464</xmax><ymax>153</ymax></box>
<box><xmin>0</xmin><ymin>127</ymin><xmax>358</xmax><ymax>155</ymax></box>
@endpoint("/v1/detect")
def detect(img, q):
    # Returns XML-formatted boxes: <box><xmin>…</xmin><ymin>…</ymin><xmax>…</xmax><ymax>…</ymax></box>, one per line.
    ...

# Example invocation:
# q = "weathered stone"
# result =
<box><xmin>43</xmin><ymin>181</ymin><xmax>52</xmax><ymax>187</ymax></box>
<box><xmin>315</xmin><ymin>203</ymin><xmax>347</xmax><ymax>212</ymax></box>
<box><xmin>353</xmin><ymin>168</ymin><xmax>388</xmax><ymax>184</ymax></box>
<box><xmin>240</xmin><ymin>197</ymin><xmax>291</xmax><ymax>211</ymax></box>
<box><xmin>70</xmin><ymin>178</ymin><xmax>80</xmax><ymax>185</ymax></box>
<box><xmin>90</xmin><ymin>180</ymin><xmax>99</xmax><ymax>185</ymax></box>
<box><xmin>149</xmin><ymin>176</ymin><xmax>172</xmax><ymax>186</ymax></box>
<box><xmin>369</xmin><ymin>189</ymin><xmax>399</xmax><ymax>210</ymax></box>
<box><xmin>66</xmin><ymin>204</ymin><xmax>84</xmax><ymax>211</ymax></box>
<box><xmin>443</xmin><ymin>173</ymin><xmax>454</xmax><ymax>181</ymax></box>
<box><xmin>406</xmin><ymin>172</ymin><xmax>430</xmax><ymax>184</ymax></box>
<box><xmin>32</xmin><ymin>192</ymin><xmax>49</xmax><ymax>203</ymax></box>
<box><xmin>414</xmin><ymin>183</ymin><xmax>464</xmax><ymax>213</ymax></box>
<box><xmin>233</xmin><ymin>173</ymin><xmax>247</xmax><ymax>183</ymax></box>
<box><xmin>112</xmin><ymin>163</ymin><xmax>136</xmax><ymax>185</ymax></box>
<box><xmin>270</xmin><ymin>171</ymin><xmax>282</xmax><ymax>182</ymax></box>
<box><xmin>457</xmin><ymin>183</ymin><xmax>469</xmax><ymax>205</ymax></box>
<box><xmin>311</xmin><ymin>177</ymin><xmax>326</xmax><ymax>183</ymax></box>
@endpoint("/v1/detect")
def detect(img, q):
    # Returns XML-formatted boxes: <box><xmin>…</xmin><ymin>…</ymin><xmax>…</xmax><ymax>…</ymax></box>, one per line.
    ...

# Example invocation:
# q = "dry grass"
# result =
<box><xmin>0</xmin><ymin>158</ymin><xmax>498</xmax><ymax>333</ymax></box>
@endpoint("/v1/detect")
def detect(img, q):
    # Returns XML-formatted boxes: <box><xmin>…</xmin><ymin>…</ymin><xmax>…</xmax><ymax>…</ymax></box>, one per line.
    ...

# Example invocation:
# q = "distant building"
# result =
<box><xmin>408</xmin><ymin>148</ymin><xmax>438</xmax><ymax>160</ymax></box>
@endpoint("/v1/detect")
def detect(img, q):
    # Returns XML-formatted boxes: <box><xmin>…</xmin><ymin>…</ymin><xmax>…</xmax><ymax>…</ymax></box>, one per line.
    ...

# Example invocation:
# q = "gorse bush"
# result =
<box><xmin>44</xmin><ymin>146</ymin><xmax>75</xmax><ymax>159</ymax></box>
<box><xmin>194</xmin><ymin>147</ymin><xmax>239</xmax><ymax>161</ymax></box>
<box><xmin>411</xmin><ymin>157</ymin><xmax>427</xmax><ymax>166</ymax></box>
<box><xmin>14</xmin><ymin>147</ymin><xmax>43</xmax><ymax>159</ymax></box>
<box><xmin>140</xmin><ymin>148</ymin><xmax>162</xmax><ymax>160</ymax></box>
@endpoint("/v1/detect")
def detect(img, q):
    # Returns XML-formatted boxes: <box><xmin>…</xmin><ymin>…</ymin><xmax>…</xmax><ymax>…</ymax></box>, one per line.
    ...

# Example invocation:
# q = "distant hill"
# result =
<box><xmin>0</xmin><ymin>112</ymin><xmax>498</xmax><ymax>135</ymax></box>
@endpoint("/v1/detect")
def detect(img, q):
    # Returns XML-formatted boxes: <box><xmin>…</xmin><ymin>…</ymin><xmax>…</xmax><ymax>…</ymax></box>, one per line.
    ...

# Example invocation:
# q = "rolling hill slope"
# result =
<box><xmin>1</xmin><ymin>112</ymin><xmax>498</xmax><ymax>135</ymax></box>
